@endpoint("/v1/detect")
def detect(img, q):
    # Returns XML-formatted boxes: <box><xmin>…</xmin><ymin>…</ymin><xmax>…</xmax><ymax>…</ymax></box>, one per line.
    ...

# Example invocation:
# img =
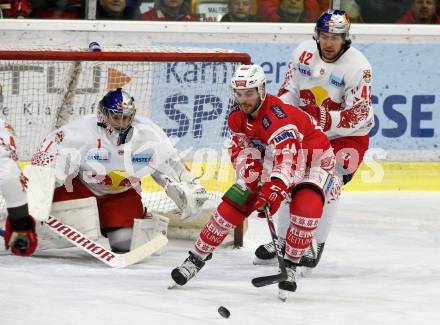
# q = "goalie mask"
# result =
<box><xmin>97</xmin><ymin>88</ymin><xmax>136</xmax><ymax>134</ymax></box>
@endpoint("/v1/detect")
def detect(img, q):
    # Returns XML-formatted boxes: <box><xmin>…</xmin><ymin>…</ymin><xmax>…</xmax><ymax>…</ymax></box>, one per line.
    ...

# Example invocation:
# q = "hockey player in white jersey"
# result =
<box><xmin>254</xmin><ymin>9</ymin><xmax>374</xmax><ymax>269</ymax></box>
<box><xmin>0</xmin><ymin>120</ymin><xmax>38</xmax><ymax>256</ymax></box>
<box><xmin>32</xmin><ymin>88</ymin><xmax>207</xmax><ymax>253</ymax></box>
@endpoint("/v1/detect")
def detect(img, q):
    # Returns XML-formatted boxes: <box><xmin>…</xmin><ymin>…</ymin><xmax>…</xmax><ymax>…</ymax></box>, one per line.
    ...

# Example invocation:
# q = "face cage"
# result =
<box><xmin>99</xmin><ymin>104</ymin><xmax>136</xmax><ymax>133</ymax></box>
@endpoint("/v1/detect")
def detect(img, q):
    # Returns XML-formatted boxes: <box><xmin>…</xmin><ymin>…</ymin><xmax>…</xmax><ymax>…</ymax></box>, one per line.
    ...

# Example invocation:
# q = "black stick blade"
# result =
<box><xmin>251</xmin><ymin>271</ymin><xmax>288</xmax><ymax>287</ymax></box>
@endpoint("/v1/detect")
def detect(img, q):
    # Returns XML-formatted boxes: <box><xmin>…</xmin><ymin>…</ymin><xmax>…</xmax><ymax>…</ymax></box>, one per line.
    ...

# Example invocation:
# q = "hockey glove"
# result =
<box><xmin>253</xmin><ymin>178</ymin><xmax>288</xmax><ymax>215</ymax></box>
<box><xmin>300</xmin><ymin>104</ymin><xmax>331</xmax><ymax>132</ymax></box>
<box><xmin>4</xmin><ymin>215</ymin><xmax>38</xmax><ymax>256</ymax></box>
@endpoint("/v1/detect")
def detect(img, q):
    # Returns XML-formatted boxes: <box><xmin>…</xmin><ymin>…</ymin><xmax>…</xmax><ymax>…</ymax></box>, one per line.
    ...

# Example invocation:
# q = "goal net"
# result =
<box><xmin>0</xmin><ymin>46</ymin><xmax>251</xmax><ymax>246</ymax></box>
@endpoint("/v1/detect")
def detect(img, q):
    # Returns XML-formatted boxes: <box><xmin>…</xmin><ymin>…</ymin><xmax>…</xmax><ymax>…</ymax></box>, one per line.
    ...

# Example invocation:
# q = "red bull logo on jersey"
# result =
<box><xmin>300</xmin><ymin>88</ymin><xmax>343</xmax><ymax>111</ymax></box>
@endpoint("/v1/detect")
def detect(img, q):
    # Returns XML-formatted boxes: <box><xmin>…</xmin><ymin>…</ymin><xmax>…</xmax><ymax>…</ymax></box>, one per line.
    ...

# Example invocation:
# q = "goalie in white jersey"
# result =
<box><xmin>254</xmin><ymin>9</ymin><xmax>374</xmax><ymax>269</ymax></box>
<box><xmin>0</xmin><ymin>120</ymin><xmax>38</xmax><ymax>256</ymax></box>
<box><xmin>32</xmin><ymin>88</ymin><xmax>207</xmax><ymax>253</ymax></box>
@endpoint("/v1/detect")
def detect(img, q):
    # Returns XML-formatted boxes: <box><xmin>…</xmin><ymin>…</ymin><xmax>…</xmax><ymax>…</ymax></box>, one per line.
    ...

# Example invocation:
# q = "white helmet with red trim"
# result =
<box><xmin>231</xmin><ymin>64</ymin><xmax>267</xmax><ymax>100</ymax></box>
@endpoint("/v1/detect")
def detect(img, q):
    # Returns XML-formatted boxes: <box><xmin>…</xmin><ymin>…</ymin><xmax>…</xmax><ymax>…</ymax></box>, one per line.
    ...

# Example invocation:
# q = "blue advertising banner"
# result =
<box><xmin>153</xmin><ymin>41</ymin><xmax>440</xmax><ymax>152</ymax></box>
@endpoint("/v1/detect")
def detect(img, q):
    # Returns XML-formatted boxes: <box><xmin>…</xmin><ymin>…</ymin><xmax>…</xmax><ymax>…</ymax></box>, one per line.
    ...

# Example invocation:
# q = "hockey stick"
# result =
<box><xmin>251</xmin><ymin>206</ymin><xmax>287</xmax><ymax>287</ymax></box>
<box><xmin>1</xmin><ymin>215</ymin><xmax>168</xmax><ymax>268</ymax></box>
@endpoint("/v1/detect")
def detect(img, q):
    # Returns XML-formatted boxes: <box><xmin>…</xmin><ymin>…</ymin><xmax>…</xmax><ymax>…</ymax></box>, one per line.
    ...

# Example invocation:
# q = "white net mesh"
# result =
<box><xmin>0</xmin><ymin>47</ymin><xmax>249</xmax><ymax>229</ymax></box>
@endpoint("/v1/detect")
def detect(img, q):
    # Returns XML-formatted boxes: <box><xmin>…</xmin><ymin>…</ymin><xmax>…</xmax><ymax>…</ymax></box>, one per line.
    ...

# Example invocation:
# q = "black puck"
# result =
<box><xmin>218</xmin><ymin>306</ymin><xmax>230</xmax><ymax>318</ymax></box>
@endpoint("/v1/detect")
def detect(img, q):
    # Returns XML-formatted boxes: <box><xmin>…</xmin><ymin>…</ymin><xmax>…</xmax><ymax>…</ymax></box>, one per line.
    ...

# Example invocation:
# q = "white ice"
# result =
<box><xmin>1</xmin><ymin>192</ymin><xmax>439</xmax><ymax>325</ymax></box>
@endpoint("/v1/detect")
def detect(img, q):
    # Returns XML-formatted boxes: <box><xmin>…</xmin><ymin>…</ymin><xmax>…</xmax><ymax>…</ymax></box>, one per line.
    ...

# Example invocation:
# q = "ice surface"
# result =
<box><xmin>1</xmin><ymin>192</ymin><xmax>439</xmax><ymax>325</ymax></box>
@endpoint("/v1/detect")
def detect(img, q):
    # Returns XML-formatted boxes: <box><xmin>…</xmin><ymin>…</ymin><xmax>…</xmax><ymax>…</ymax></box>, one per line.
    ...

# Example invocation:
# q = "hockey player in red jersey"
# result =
<box><xmin>254</xmin><ymin>9</ymin><xmax>374</xmax><ymax>271</ymax></box>
<box><xmin>171</xmin><ymin>64</ymin><xmax>335</xmax><ymax>294</ymax></box>
<box><xmin>0</xmin><ymin>119</ymin><xmax>37</xmax><ymax>256</ymax></box>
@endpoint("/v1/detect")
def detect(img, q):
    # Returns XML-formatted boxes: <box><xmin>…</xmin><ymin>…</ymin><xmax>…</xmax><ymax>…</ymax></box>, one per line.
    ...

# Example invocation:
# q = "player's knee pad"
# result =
<box><xmin>291</xmin><ymin>187</ymin><xmax>324</xmax><ymax>218</ymax></box>
<box><xmin>285</xmin><ymin>188</ymin><xmax>323</xmax><ymax>261</ymax></box>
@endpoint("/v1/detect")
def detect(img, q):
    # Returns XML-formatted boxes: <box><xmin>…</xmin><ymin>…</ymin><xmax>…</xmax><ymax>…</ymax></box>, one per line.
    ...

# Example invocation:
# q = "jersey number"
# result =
<box><xmin>299</xmin><ymin>51</ymin><xmax>313</xmax><ymax>65</ymax></box>
<box><xmin>361</xmin><ymin>85</ymin><xmax>372</xmax><ymax>102</ymax></box>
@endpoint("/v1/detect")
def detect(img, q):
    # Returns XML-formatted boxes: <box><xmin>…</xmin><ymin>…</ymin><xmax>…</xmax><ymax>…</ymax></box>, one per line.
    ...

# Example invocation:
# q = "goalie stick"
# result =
<box><xmin>0</xmin><ymin>215</ymin><xmax>168</xmax><ymax>268</ymax></box>
<box><xmin>251</xmin><ymin>206</ymin><xmax>287</xmax><ymax>287</ymax></box>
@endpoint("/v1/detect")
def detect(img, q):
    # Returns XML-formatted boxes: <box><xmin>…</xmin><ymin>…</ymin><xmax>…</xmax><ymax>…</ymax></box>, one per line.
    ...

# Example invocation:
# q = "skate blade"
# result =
<box><xmin>278</xmin><ymin>289</ymin><xmax>288</xmax><ymax>302</ymax></box>
<box><xmin>298</xmin><ymin>267</ymin><xmax>313</xmax><ymax>278</ymax></box>
<box><xmin>253</xmin><ymin>257</ymin><xmax>278</xmax><ymax>266</ymax></box>
<box><xmin>168</xmin><ymin>282</ymin><xmax>179</xmax><ymax>289</ymax></box>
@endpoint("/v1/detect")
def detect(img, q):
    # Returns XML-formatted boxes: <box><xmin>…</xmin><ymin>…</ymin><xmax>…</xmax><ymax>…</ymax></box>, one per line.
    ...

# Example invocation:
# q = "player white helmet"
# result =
<box><xmin>231</xmin><ymin>64</ymin><xmax>267</xmax><ymax>101</ymax></box>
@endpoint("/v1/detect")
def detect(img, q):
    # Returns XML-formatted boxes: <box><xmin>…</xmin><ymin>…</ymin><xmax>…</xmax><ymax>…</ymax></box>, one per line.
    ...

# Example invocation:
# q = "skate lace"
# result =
<box><xmin>263</xmin><ymin>238</ymin><xmax>286</xmax><ymax>254</ymax></box>
<box><xmin>178</xmin><ymin>259</ymin><xmax>200</xmax><ymax>279</ymax></box>
<box><xmin>285</xmin><ymin>266</ymin><xmax>297</xmax><ymax>283</ymax></box>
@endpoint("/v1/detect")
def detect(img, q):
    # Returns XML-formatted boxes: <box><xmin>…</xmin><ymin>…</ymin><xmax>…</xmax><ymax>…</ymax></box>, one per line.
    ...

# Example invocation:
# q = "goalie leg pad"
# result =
<box><xmin>24</xmin><ymin>165</ymin><xmax>56</xmax><ymax>222</ymax></box>
<box><xmin>37</xmin><ymin>197</ymin><xmax>100</xmax><ymax>250</ymax></box>
<box><xmin>129</xmin><ymin>214</ymin><xmax>169</xmax><ymax>255</ymax></box>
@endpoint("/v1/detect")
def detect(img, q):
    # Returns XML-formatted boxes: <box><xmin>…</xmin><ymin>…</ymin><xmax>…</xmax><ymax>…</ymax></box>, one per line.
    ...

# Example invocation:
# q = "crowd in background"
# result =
<box><xmin>0</xmin><ymin>0</ymin><xmax>439</xmax><ymax>24</ymax></box>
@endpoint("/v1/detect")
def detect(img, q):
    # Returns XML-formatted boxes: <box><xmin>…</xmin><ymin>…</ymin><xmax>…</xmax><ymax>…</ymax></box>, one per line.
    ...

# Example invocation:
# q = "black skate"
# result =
<box><xmin>171</xmin><ymin>251</ymin><xmax>212</xmax><ymax>286</ymax></box>
<box><xmin>299</xmin><ymin>241</ymin><xmax>325</xmax><ymax>268</ymax></box>
<box><xmin>278</xmin><ymin>260</ymin><xmax>298</xmax><ymax>301</ymax></box>
<box><xmin>254</xmin><ymin>238</ymin><xmax>286</xmax><ymax>265</ymax></box>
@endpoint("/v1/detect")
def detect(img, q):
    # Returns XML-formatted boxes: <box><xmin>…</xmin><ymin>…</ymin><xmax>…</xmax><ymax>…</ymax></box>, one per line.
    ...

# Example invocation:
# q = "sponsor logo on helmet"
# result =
<box><xmin>362</xmin><ymin>70</ymin><xmax>371</xmax><ymax>83</ymax></box>
<box><xmin>234</xmin><ymin>80</ymin><xmax>248</xmax><ymax>88</ymax></box>
<box><xmin>262</xmin><ymin>115</ymin><xmax>272</xmax><ymax>130</ymax></box>
<box><xmin>271</xmin><ymin>105</ymin><xmax>287</xmax><ymax>119</ymax></box>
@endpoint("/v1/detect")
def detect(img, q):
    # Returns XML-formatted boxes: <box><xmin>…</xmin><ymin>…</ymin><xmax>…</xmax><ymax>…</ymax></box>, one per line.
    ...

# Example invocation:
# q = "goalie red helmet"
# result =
<box><xmin>231</xmin><ymin>64</ymin><xmax>267</xmax><ymax>101</ymax></box>
<box><xmin>97</xmin><ymin>88</ymin><xmax>136</xmax><ymax>133</ymax></box>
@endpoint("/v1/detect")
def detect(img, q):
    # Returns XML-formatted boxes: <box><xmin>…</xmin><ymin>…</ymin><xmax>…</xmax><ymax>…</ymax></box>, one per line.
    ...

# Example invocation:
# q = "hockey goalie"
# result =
<box><xmin>30</xmin><ymin>88</ymin><xmax>208</xmax><ymax>256</ymax></box>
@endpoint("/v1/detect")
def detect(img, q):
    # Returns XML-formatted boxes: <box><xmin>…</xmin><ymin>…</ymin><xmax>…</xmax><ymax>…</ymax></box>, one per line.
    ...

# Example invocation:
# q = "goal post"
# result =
<box><xmin>0</xmin><ymin>46</ymin><xmax>251</xmax><ymax>248</ymax></box>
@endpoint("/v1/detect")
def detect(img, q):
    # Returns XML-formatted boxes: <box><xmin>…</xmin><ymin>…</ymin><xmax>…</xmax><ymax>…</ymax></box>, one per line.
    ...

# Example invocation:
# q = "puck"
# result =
<box><xmin>218</xmin><ymin>306</ymin><xmax>230</xmax><ymax>318</ymax></box>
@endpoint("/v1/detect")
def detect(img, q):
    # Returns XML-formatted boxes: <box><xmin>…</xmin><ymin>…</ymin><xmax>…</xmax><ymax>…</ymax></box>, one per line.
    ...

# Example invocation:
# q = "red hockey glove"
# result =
<box><xmin>4</xmin><ymin>215</ymin><xmax>38</xmax><ymax>256</ymax></box>
<box><xmin>300</xmin><ymin>104</ymin><xmax>331</xmax><ymax>132</ymax></box>
<box><xmin>253</xmin><ymin>178</ymin><xmax>288</xmax><ymax>215</ymax></box>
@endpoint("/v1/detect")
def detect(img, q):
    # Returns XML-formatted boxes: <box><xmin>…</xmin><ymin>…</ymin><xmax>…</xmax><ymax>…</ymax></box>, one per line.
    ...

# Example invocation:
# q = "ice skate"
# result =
<box><xmin>298</xmin><ymin>241</ymin><xmax>325</xmax><ymax>277</ymax></box>
<box><xmin>278</xmin><ymin>260</ymin><xmax>298</xmax><ymax>301</ymax></box>
<box><xmin>253</xmin><ymin>238</ymin><xmax>285</xmax><ymax>265</ymax></box>
<box><xmin>171</xmin><ymin>251</ymin><xmax>212</xmax><ymax>286</ymax></box>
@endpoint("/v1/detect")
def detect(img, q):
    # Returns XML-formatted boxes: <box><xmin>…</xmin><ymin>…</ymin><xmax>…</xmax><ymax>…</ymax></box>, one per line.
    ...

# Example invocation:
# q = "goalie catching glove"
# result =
<box><xmin>162</xmin><ymin>176</ymin><xmax>209</xmax><ymax>222</ymax></box>
<box><xmin>4</xmin><ymin>207</ymin><xmax>38</xmax><ymax>256</ymax></box>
